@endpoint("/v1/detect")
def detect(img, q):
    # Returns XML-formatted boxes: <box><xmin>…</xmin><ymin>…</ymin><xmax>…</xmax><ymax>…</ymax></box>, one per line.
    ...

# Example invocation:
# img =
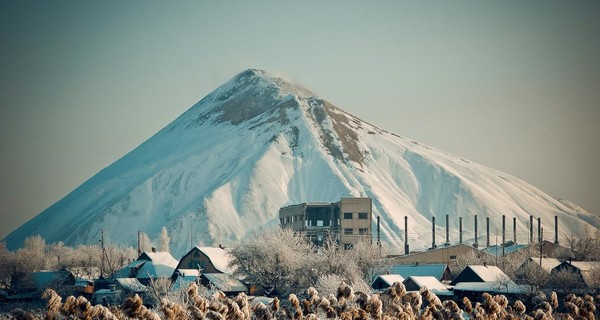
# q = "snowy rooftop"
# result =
<box><xmin>202</xmin><ymin>273</ymin><xmax>247</xmax><ymax>292</ymax></box>
<box><xmin>481</xmin><ymin>244</ymin><xmax>528</xmax><ymax>256</ymax></box>
<box><xmin>526</xmin><ymin>257</ymin><xmax>562</xmax><ymax>273</ymax></box>
<box><xmin>567</xmin><ymin>261</ymin><xmax>600</xmax><ymax>272</ymax></box>
<box><xmin>405</xmin><ymin>276</ymin><xmax>447</xmax><ymax>291</ymax></box>
<box><xmin>453</xmin><ymin>281</ymin><xmax>527</xmax><ymax>294</ymax></box>
<box><xmin>115</xmin><ymin>278</ymin><xmax>147</xmax><ymax>292</ymax></box>
<box><xmin>197</xmin><ymin>247</ymin><xmax>234</xmax><ymax>274</ymax></box>
<box><xmin>374</xmin><ymin>274</ymin><xmax>405</xmax><ymax>287</ymax></box>
<box><xmin>467</xmin><ymin>265</ymin><xmax>511</xmax><ymax>282</ymax></box>
<box><xmin>390</xmin><ymin>264</ymin><xmax>448</xmax><ymax>280</ymax></box>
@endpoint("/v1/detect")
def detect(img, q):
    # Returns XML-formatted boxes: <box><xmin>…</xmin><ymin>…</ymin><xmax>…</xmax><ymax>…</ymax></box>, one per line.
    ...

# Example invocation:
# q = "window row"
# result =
<box><xmin>343</xmin><ymin>212</ymin><xmax>369</xmax><ymax>219</ymax></box>
<box><xmin>343</xmin><ymin>228</ymin><xmax>369</xmax><ymax>235</ymax></box>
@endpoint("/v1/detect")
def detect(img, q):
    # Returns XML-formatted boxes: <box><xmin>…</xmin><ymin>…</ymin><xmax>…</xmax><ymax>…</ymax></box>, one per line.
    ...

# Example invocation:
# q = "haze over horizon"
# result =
<box><xmin>1</xmin><ymin>1</ymin><xmax>599</xmax><ymax>240</ymax></box>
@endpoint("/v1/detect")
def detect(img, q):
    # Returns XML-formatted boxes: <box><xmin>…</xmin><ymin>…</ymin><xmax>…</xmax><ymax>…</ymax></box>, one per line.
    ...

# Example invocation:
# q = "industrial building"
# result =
<box><xmin>279</xmin><ymin>197</ymin><xmax>372</xmax><ymax>248</ymax></box>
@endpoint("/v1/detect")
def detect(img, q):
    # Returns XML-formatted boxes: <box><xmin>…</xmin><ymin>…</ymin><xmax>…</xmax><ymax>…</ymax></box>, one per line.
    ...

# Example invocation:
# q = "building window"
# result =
<box><xmin>344</xmin><ymin>212</ymin><xmax>353</xmax><ymax>219</ymax></box>
<box><xmin>280</xmin><ymin>218</ymin><xmax>284</xmax><ymax>225</ymax></box>
<box><xmin>359</xmin><ymin>228</ymin><xmax>368</xmax><ymax>235</ymax></box>
<box><xmin>317</xmin><ymin>220</ymin><xmax>324</xmax><ymax>227</ymax></box>
<box><xmin>450</xmin><ymin>255</ymin><xmax>457</xmax><ymax>260</ymax></box>
<box><xmin>344</xmin><ymin>243</ymin><xmax>353</xmax><ymax>249</ymax></box>
<box><xmin>344</xmin><ymin>228</ymin><xmax>353</xmax><ymax>235</ymax></box>
<box><xmin>358</xmin><ymin>212</ymin><xmax>368</xmax><ymax>219</ymax></box>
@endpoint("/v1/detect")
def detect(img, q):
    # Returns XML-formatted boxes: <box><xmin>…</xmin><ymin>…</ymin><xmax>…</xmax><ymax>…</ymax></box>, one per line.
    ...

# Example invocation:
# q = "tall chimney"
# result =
<box><xmin>554</xmin><ymin>215</ymin><xmax>559</xmax><ymax>244</ymax></box>
<box><xmin>502</xmin><ymin>215</ymin><xmax>506</xmax><ymax>256</ymax></box>
<box><xmin>473</xmin><ymin>215</ymin><xmax>478</xmax><ymax>248</ymax></box>
<box><xmin>445</xmin><ymin>214</ymin><xmax>450</xmax><ymax>246</ymax></box>
<box><xmin>404</xmin><ymin>216</ymin><xmax>409</xmax><ymax>254</ymax></box>
<box><xmin>459</xmin><ymin>217</ymin><xmax>463</xmax><ymax>244</ymax></box>
<box><xmin>513</xmin><ymin>217</ymin><xmax>517</xmax><ymax>243</ymax></box>
<box><xmin>432</xmin><ymin>216</ymin><xmax>436</xmax><ymax>249</ymax></box>
<box><xmin>377</xmin><ymin>216</ymin><xmax>381</xmax><ymax>248</ymax></box>
<box><xmin>529</xmin><ymin>215</ymin><xmax>534</xmax><ymax>244</ymax></box>
<box><xmin>537</xmin><ymin>217</ymin><xmax>542</xmax><ymax>243</ymax></box>
<box><xmin>486</xmin><ymin>217</ymin><xmax>490</xmax><ymax>248</ymax></box>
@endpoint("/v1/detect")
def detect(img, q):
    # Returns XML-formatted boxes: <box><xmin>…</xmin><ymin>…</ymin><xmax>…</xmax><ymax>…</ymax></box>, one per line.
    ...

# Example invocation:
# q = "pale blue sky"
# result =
<box><xmin>1</xmin><ymin>1</ymin><xmax>599</xmax><ymax>239</ymax></box>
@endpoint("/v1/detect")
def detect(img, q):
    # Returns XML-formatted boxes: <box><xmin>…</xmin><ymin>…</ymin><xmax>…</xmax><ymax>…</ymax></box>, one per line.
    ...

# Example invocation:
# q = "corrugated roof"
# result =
<box><xmin>389</xmin><ymin>264</ymin><xmax>448</xmax><ymax>280</ymax></box>
<box><xmin>197</xmin><ymin>247</ymin><xmax>234</xmax><ymax>274</ymax></box>
<box><xmin>202</xmin><ymin>273</ymin><xmax>247</xmax><ymax>292</ymax></box>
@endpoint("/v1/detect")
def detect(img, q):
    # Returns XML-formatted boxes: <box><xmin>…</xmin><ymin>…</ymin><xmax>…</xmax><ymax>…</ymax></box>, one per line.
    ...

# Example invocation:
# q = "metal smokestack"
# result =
<box><xmin>538</xmin><ymin>217</ymin><xmax>542</xmax><ymax>243</ymax></box>
<box><xmin>486</xmin><ymin>217</ymin><xmax>490</xmax><ymax>248</ymax></box>
<box><xmin>530</xmin><ymin>215</ymin><xmax>534</xmax><ymax>244</ymax></box>
<box><xmin>377</xmin><ymin>216</ymin><xmax>381</xmax><ymax>248</ymax></box>
<box><xmin>404</xmin><ymin>216</ymin><xmax>409</xmax><ymax>254</ymax></box>
<box><xmin>445</xmin><ymin>214</ymin><xmax>450</xmax><ymax>246</ymax></box>
<box><xmin>513</xmin><ymin>217</ymin><xmax>517</xmax><ymax>244</ymax></box>
<box><xmin>473</xmin><ymin>215</ymin><xmax>478</xmax><ymax>248</ymax></box>
<box><xmin>432</xmin><ymin>216</ymin><xmax>436</xmax><ymax>249</ymax></box>
<box><xmin>459</xmin><ymin>217</ymin><xmax>463</xmax><ymax>244</ymax></box>
<box><xmin>502</xmin><ymin>215</ymin><xmax>506</xmax><ymax>256</ymax></box>
<box><xmin>554</xmin><ymin>215</ymin><xmax>559</xmax><ymax>244</ymax></box>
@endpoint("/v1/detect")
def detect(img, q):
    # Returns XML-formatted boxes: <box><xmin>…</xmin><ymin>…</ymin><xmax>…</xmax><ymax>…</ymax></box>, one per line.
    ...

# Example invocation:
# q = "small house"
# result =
<box><xmin>200</xmin><ymin>273</ymin><xmax>247</xmax><ymax>296</ymax></box>
<box><xmin>175</xmin><ymin>247</ymin><xmax>234</xmax><ymax>274</ymax></box>
<box><xmin>371</xmin><ymin>274</ymin><xmax>405</xmax><ymax>291</ymax></box>
<box><xmin>450</xmin><ymin>264</ymin><xmax>511</xmax><ymax>285</ymax></box>
<box><xmin>113</xmin><ymin>250</ymin><xmax>179</xmax><ymax>285</ymax></box>
<box><xmin>551</xmin><ymin>261</ymin><xmax>600</xmax><ymax>288</ymax></box>
<box><xmin>403</xmin><ymin>276</ymin><xmax>452</xmax><ymax>297</ymax></box>
<box><xmin>389</xmin><ymin>264</ymin><xmax>452</xmax><ymax>282</ymax></box>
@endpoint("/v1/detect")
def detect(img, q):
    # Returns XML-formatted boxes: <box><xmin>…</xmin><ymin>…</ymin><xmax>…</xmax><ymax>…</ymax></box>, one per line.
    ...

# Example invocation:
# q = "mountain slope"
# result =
<box><xmin>5</xmin><ymin>69</ymin><xmax>599</xmax><ymax>255</ymax></box>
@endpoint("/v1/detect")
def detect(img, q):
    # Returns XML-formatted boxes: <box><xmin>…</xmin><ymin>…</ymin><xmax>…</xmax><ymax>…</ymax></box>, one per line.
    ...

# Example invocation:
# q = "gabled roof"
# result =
<box><xmin>405</xmin><ymin>276</ymin><xmax>446</xmax><ymax>291</ymax></box>
<box><xmin>201</xmin><ymin>273</ymin><xmax>247</xmax><ymax>293</ymax></box>
<box><xmin>389</xmin><ymin>264</ymin><xmax>449</xmax><ymax>280</ymax></box>
<box><xmin>481</xmin><ymin>244</ymin><xmax>528</xmax><ymax>256</ymax></box>
<box><xmin>567</xmin><ymin>261</ymin><xmax>600</xmax><ymax>272</ymax></box>
<box><xmin>451</xmin><ymin>265</ymin><xmax>511</xmax><ymax>285</ymax></box>
<box><xmin>30</xmin><ymin>270</ymin><xmax>74</xmax><ymax>289</ymax></box>
<box><xmin>524</xmin><ymin>257</ymin><xmax>562</xmax><ymax>273</ymax></box>
<box><xmin>114</xmin><ymin>278</ymin><xmax>147</xmax><ymax>293</ymax></box>
<box><xmin>196</xmin><ymin>247</ymin><xmax>234</xmax><ymax>274</ymax></box>
<box><xmin>467</xmin><ymin>265</ymin><xmax>510</xmax><ymax>282</ymax></box>
<box><xmin>114</xmin><ymin>251</ymin><xmax>179</xmax><ymax>280</ymax></box>
<box><xmin>372</xmin><ymin>274</ymin><xmax>405</xmax><ymax>287</ymax></box>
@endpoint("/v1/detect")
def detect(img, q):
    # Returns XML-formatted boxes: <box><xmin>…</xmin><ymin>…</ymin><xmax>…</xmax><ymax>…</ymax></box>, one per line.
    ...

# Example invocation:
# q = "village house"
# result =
<box><xmin>113</xmin><ymin>249</ymin><xmax>178</xmax><ymax>285</ymax></box>
<box><xmin>403</xmin><ymin>276</ymin><xmax>452</xmax><ymax>297</ymax></box>
<box><xmin>389</xmin><ymin>263</ymin><xmax>453</xmax><ymax>282</ymax></box>
<box><xmin>371</xmin><ymin>274</ymin><xmax>405</xmax><ymax>291</ymax></box>
<box><xmin>390</xmin><ymin>244</ymin><xmax>489</xmax><ymax>275</ymax></box>
<box><xmin>551</xmin><ymin>261</ymin><xmax>600</xmax><ymax>289</ymax></box>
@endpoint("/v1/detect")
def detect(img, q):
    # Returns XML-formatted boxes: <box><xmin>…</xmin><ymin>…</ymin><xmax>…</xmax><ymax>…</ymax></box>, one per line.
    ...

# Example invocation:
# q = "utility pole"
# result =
<box><xmin>540</xmin><ymin>227</ymin><xmax>544</xmax><ymax>266</ymax></box>
<box><xmin>137</xmin><ymin>231</ymin><xmax>141</xmax><ymax>255</ymax></box>
<box><xmin>100</xmin><ymin>229</ymin><xmax>105</xmax><ymax>278</ymax></box>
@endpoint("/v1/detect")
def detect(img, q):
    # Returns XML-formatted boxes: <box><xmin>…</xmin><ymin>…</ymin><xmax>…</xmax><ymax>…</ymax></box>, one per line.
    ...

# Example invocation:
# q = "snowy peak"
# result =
<box><xmin>5</xmin><ymin>69</ymin><xmax>599</xmax><ymax>256</ymax></box>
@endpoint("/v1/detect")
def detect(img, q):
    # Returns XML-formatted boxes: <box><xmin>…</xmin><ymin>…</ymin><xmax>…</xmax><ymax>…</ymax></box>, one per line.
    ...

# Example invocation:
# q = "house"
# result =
<box><xmin>279</xmin><ymin>197</ymin><xmax>372</xmax><ymax>248</ymax></box>
<box><xmin>450</xmin><ymin>265</ymin><xmax>510</xmax><ymax>285</ymax></box>
<box><xmin>403</xmin><ymin>276</ymin><xmax>452</xmax><ymax>296</ymax></box>
<box><xmin>389</xmin><ymin>264</ymin><xmax>452</xmax><ymax>282</ymax></box>
<box><xmin>551</xmin><ymin>261</ymin><xmax>600</xmax><ymax>288</ymax></box>
<box><xmin>74</xmin><ymin>279</ymin><xmax>94</xmax><ymax>295</ymax></box>
<box><xmin>371</xmin><ymin>274</ymin><xmax>405</xmax><ymax>291</ymax></box>
<box><xmin>11</xmin><ymin>270</ymin><xmax>76</xmax><ymax>294</ymax></box>
<box><xmin>113</xmin><ymin>250</ymin><xmax>179</xmax><ymax>285</ymax></box>
<box><xmin>175</xmin><ymin>246</ymin><xmax>234</xmax><ymax>274</ymax></box>
<box><xmin>514</xmin><ymin>257</ymin><xmax>562</xmax><ymax>283</ymax></box>
<box><xmin>114</xmin><ymin>278</ymin><xmax>147</xmax><ymax>295</ymax></box>
<box><xmin>170</xmin><ymin>269</ymin><xmax>200</xmax><ymax>291</ymax></box>
<box><xmin>390</xmin><ymin>244</ymin><xmax>489</xmax><ymax>274</ymax></box>
<box><xmin>200</xmin><ymin>273</ymin><xmax>247</xmax><ymax>296</ymax></box>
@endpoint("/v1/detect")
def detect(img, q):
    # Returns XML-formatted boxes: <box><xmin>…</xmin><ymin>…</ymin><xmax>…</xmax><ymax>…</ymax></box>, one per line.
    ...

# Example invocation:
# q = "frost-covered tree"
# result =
<box><xmin>228</xmin><ymin>228</ymin><xmax>317</xmax><ymax>296</ymax></box>
<box><xmin>0</xmin><ymin>241</ymin><xmax>15</xmax><ymax>289</ymax></box>
<box><xmin>158</xmin><ymin>227</ymin><xmax>170</xmax><ymax>253</ymax></box>
<box><xmin>139</xmin><ymin>232</ymin><xmax>154</xmax><ymax>253</ymax></box>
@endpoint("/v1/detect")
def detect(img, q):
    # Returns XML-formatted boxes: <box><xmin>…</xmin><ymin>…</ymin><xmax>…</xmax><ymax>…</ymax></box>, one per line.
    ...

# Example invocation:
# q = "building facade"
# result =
<box><xmin>279</xmin><ymin>197</ymin><xmax>372</xmax><ymax>248</ymax></box>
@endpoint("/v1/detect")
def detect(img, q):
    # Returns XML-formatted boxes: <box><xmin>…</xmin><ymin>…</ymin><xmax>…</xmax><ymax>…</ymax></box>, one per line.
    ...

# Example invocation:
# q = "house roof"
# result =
<box><xmin>526</xmin><ymin>257</ymin><xmax>562</xmax><ymax>273</ymax></box>
<box><xmin>567</xmin><ymin>261</ymin><xmax>600</xmax><ymax>272</ymax></box>
<box><xmin>196</xmin><ymin>247</ymin><xmax>234</xmax><ymax>274</ymax></box>
<box><xmin>201</xmin><ymin>273</ymin><xmax>247</xmax><ymax>292</ymax></box>
<box><xmin>453</xmin><ymin>281</ymin><xmax>527</xmax><ymax>294</ymax></box>
<box><xmin>114</xmin><ymin>278</ymin><xmax>147</xmax><ymax>293</ymax></box>
<box><xmin>30</xmin><ymin>270</ymin><xmax>73</xmax><ymax>289</ymax></box>
<box><xmin>389</xmin><ymin>264</ymin><xmax>449</xmax><ymax>280</ymax></box>
<box><xmin>373</xmin><ymin>274</ymin><xmax>405</xmax><ymax>287</ymax></box>
<box><xmin>481</xmin><ymin>244</ymin><xmax>528</xmax><ymax>256</ymax></box>
<box><xmin>467</xmin><ymin>265</ymin><xmax>511</xmax><ymax>282</ymax></box>
<box><xmin>114</xmin><ymin>251</ymin><xmax>179</xmax><ymax>280</ymax></box>
<box><xmin>405</xmin><ymin>276</ymin><xmax>447</xmax><ymax>291</ymax></box>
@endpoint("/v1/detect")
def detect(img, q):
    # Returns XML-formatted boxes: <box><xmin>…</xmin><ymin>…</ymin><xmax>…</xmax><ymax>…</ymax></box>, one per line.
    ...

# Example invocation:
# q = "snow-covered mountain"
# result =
<box><xmin>5</xmin><ymin>69</ymin><xmax>599</xmax><ymax>256</ymax></box>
